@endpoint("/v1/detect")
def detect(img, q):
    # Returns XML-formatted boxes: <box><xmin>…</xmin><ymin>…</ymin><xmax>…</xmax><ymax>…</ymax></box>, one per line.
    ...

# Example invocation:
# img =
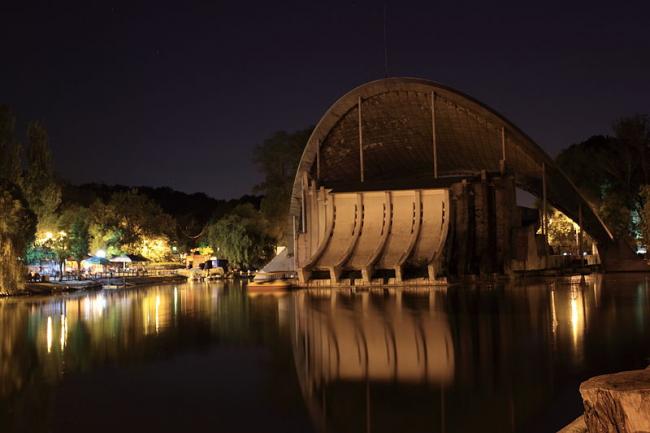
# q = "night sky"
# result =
<box><xmin>1</xmin><ymin>1</ymin><xmax>648</xmax><ymax>199</ymax></box>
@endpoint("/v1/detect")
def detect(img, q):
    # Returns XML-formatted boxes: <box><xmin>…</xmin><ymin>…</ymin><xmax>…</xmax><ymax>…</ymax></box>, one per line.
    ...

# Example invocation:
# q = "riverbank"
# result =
<box><xmin>2</xmin><ymin>275</ymin><xmax>188</xmax><ymax>297</ymax></box>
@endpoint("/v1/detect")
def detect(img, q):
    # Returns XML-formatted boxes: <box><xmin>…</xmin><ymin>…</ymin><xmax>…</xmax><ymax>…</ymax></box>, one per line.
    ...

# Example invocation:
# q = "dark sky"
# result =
<box><xmin>1</xmin><ymin>1</ymin><xmax>648</xmax><ymax>199</ymax></box>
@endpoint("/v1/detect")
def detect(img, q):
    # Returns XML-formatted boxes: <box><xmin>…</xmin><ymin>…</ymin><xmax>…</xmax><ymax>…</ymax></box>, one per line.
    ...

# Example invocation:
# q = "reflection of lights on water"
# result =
<box><xmin>550</xmin><ymin>290</ymin><xmax>558</xmax><ymax>335</ymax></box>
<box><xmin>143</xmin><ymin>297</ymin><xmax>150</xmax><ymax>335</ymax></box>
<box><xmin>550</xmin><ymin>286</ymin><xmax>585</xmax><ymax>357</ymax></box>
<box><xmin>84</xmin><ymin>297</ymin><xmax>91</xmax><ymax>319</ymax></box>
<box><xmin>46</xmin><ymin>316</ymin><xmax>53</xmax><ymax>353</ymax></box>
<box><xmin>570</xmin><ymin>293</ymin><xmax>579</xmax><ymax>347</ymax></box>
<box><xmin>60</xmin><ymin>314</ymin><xmax>67</xmax><ymax>351</ymax></box>
<box><xmin>155</xmin><ymin>295</ymin><xmax>161</xmax><ymax>333</ymax></box>
<box><xmin>94</xmin><ymin>295</ymin><xmax>107</xmax><ymax>315</ymax></box>
<box><xmin>173</xmin><ymin>287</ymin><xmax>178</xmax><ymax>316</ymax></box>
<box><xmin>83</xmin><ymin>294</ymin><xmax>107</xmax><ymax>319</ymax></box>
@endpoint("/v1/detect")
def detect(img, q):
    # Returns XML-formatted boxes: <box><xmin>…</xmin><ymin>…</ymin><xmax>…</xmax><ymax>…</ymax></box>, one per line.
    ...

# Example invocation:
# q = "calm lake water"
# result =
<box><xmin>1</xmin><ymin>275</ymin><xmax>650</xmax><ymax>433</ymax></box>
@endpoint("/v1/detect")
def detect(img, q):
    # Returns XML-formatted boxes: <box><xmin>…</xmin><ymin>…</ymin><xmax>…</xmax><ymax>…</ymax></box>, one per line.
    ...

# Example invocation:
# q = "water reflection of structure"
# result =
<box><xmin>291</xmin><ymin>289</ymin><xmax>454</xmax><ymax>432</ymax></box>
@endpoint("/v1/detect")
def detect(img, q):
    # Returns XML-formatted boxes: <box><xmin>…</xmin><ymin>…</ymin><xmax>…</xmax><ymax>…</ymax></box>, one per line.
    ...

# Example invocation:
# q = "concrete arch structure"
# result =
<box><xmin>291</xmin><ymin>78</ymin><xmax>617</xmax><ymax>284</ymax></box>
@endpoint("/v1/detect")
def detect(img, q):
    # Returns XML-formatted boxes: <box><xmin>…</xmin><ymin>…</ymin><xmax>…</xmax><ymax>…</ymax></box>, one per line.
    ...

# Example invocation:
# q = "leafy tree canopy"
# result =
<box><xmin>253</xmin><ymin>128</ymin><xmax>312</xmax><ymax>243</ymax></box>
<box><xmin>89</xmin><ymin>189</ymin><xmax>175</xmax><ymax>255</ymax></box>
<box><xmin>0</xmin><ymin>180</ymin><xmax>37</xmax><ymax>293</ymax></box>
<box><xmin>556</xmin><ymin>115</ymin><xmax>650</xmax><ymax>241</ymax></box>
<box><xmin>205</xmin><ymin>203</ymin><xmax>275</xmax><ymax>270</ymax></box>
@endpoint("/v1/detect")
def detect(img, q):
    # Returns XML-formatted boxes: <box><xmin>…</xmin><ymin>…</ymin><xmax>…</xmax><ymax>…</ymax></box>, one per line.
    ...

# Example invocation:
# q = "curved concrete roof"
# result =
<box><xmin>290</xmin><ymin>77</ymin><xmax>612</xmax><ymax>243</ymax></box>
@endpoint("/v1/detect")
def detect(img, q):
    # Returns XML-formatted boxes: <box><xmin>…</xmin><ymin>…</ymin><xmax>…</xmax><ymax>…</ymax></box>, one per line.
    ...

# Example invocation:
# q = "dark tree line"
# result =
<box><xmin>556</xmin><ymin>114</ymin><xmax>650</xmax><ymax>243</ymax></box>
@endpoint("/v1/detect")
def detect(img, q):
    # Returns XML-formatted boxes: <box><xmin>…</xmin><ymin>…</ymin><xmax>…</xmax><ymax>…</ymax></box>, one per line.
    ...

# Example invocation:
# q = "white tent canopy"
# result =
<box><xmin>110</xmin><ymin>255</ymin><xmax>131</xmax><ymax>263</ymax></box>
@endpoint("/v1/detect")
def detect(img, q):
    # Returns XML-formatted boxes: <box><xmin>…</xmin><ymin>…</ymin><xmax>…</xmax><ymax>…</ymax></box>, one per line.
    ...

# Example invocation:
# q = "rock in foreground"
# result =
<box><xmin>579</xmin><ymin>367</ymin><xmax>650</xmax><ymax>433</ymax></box>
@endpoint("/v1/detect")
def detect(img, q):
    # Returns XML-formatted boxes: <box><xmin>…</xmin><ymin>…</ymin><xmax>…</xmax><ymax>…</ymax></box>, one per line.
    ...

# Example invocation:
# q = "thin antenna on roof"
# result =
<box><xmin>383</xmin><ymin>3</ymin><xmax>389</xmax><ymax>77</ymax></box>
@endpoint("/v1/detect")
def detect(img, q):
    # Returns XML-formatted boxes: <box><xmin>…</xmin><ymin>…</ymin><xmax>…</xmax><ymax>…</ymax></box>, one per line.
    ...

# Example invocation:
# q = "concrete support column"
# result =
<box><xmin>453</xmin><ymin>180</ymin><xmax>470</xmax><ymax>275</ymax></box>
<box><xmin>475</xmin><ymin>171</ymin><xmax>492</xmax><ymax>275</ymax></box>
<box><xmin>427</xmin><ymin>264</ymin><xmax>436</xmax><ymax>281</ymax></box>
<box><xmin>494</xmin><ymin>176</ymin><xmax>515</xmax><ymax>275</ymax></box>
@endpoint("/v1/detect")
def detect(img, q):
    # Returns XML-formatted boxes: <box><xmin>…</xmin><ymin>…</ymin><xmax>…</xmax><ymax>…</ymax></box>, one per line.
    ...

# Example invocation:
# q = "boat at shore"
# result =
<box><xmin>247</xmin><ymin>270</ymin><xmax>294</xmax><ymax>293</ymax></box>
<box><xmin>247</xmin><ymin>247</ymin><xmax>295</xmax><ymax>293</ymax></box>
<box><xmin>247</xmin><ymin>278</ymin><xmax>291</xmax><ymax>291</ymax></box>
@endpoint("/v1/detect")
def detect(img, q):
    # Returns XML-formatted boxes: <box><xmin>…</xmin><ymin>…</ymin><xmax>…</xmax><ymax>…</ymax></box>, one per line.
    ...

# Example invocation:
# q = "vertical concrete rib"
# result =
<box><xmin>330</xmin><ymin>193</ymin><xmax>364</xmax><ymax>282</ymax></box>
<box><xmin>364</xmin><ymin>191</ymin><xmax>393</xmax><ymax>282</ymax></box>
<box><xmin>395</xmin><ymin>190</ymin><xmax>422</xmax><ymax>282</ymax></box>
<box><xmin>297</xmin><ymin>194</ymin><xmax>335</xmax><ymax>283</ymax></box>
<box><xmin>427</xmin><ymin>190</ymin><xmax>451</xmax><ymax>281</ymax></box>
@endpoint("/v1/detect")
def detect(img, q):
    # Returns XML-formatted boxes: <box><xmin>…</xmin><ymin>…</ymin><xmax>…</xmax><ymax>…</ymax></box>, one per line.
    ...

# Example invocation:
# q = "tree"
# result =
<box><xmin>638</xmin><ymin>186</ymin><xmax>650</xmax><ymax>247</ymax></box>
<box><xmin>89</xmin><ymin>189</ymin><xmax>175</xmax><ymax>258</ymax></box>
<box><xmin>0</xmin><ymin>181</ymin><xmax>37</xmax><ymax>294</ymax></box>
<box><xmin>21</xmin><ymin>121</ymin><xmax>61</xmax><ymax>230</ymax></box>
<box><xmin>253</xmin><ymin>128</ymin><xmax>312</xmax><ymax>243</ymax></box>
<box><xmin>205</xmin><ymin>204</ymin><xmax>275</xmax><ymax>269</ymax></box>
<box><xmin>46</xmin><ymin>231</ymin><xmax>70</xmax><ymax>281</ymax></box>
<box><xmin>58</xmin><ymin>206</ymin><xmax>90</xmax><ymax>274</ymax></box>
<box><xmin>556</xmin><ymin>115</ymin><xmax>650</xmax><ymax>243</ymax></box>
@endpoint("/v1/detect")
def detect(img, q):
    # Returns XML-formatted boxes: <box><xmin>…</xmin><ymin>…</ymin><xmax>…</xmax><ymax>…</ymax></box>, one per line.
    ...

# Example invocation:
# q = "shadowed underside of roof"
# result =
<box><xmin>290</xmin><ymin>77</ymin><xmax>612</xmax><ymax>243</ymax></box>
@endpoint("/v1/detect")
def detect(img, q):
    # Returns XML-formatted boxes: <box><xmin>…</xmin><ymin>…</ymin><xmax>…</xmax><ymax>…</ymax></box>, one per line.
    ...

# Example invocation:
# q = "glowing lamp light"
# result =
<box><xmin>95</xmin><ymin>249</ymin><xmax>107</xmax><ymax>258</ymax></box>
<box><xmin>45</xmin><ymin>231</ymin><xmax>53</xmax><ymax>240</ymax></box>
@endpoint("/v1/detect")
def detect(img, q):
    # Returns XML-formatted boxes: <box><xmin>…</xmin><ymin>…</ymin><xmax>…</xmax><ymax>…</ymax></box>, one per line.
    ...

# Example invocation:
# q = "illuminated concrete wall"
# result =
<box><xmin>296</xmin><ymin>186</ymin><xmax>450</xmax><ymax>284</ymax></box>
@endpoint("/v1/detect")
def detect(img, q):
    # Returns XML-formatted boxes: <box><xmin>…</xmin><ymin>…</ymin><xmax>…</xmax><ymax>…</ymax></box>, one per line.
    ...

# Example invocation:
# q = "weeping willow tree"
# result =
<box><xmin>205</xmin><ymin>203</ymin><xmax>275</xmax><ymax>270</ymax></box>
<box><xmin>0</xmin><ymin>181</ymin><xmax>36</xmax><ymax>294</ymax></box>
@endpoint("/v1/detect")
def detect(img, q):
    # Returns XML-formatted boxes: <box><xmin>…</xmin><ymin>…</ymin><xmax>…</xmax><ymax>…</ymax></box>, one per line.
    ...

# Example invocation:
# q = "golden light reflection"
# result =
<box><xmin>0</xmin><ymin>283</ymin><xmax>229</xmax><ymax>403</ymax></box>
<box><xmin>570</xmin><ymin>289</ymin><xmax>580</xmax><ymax>348</ymax></box>
<box><xmin>60</xmin><ymin>314</ymin><xmax>67</xmax><ymax>351</ymax></box>
<box><xmin>143</xmin><ymin>296</ymin><xmax>151</xmax><ymax>335</ymax></box>
<box><xmin>46</xmin><ymin>316</ymin><xmax>53</xmax><ymax>354</ymax></box>
<box><xmin>82</xmin><ymin>294</ymin><xmax>107</xmax><ymax>319</ymax></box>
<box><xmin>84</xmin><ymin>297</ymin><xmax>91</xmax><ymax>320</ymax></box>
<box><xmin>173</xmin><ymin>287</ymin><xmax>178</xmax><ymax>316</ymax></box>
<box><xmin>155</xmin><ymin>295</ymin><xmax>161</xmax><ymax>334</ymax></box>
<box><xmin>549</xmin><ymin>283</ymin><xmax>586</xmax><ymax>361</ymax></box>
<box><xmin>141</xmin><ymin>290</ymin><xmax>174</xmax><ymax>335</ymax></box>
<box><xmin>93</xmin><ymin>295</ymin><xmax>107</xmax><ymax>316</ymax></box>
<box><xmin>550</xmin><ymin>290</ymin><xmax>558</xmax><ymax>336</ymax></box>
